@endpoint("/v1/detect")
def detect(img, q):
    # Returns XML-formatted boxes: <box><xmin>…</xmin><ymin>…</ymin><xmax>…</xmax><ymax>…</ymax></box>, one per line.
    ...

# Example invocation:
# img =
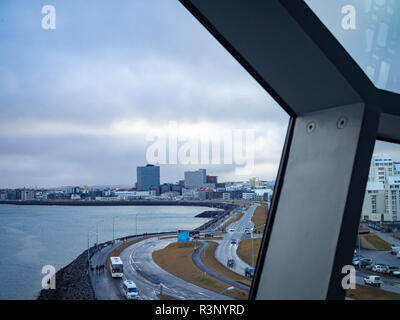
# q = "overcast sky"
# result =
<box><xmin>0</xmin><ymin>0</ymin><xmax>399</xmax><ymax>189</ymax></box>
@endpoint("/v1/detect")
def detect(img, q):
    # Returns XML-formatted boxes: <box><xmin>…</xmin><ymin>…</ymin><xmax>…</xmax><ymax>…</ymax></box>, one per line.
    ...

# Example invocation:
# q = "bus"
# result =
<box><xmin>109</xmin><ymin>256</ymin><xmax>123</xmax><ymax>278</ymax></box>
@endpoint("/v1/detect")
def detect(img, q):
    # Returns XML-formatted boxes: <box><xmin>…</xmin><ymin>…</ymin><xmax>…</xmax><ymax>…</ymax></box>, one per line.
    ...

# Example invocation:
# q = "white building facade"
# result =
<box><xmin>363</xmin><ymin>155</ymin><xmax>400</xmax><ymax>222</ymax></box>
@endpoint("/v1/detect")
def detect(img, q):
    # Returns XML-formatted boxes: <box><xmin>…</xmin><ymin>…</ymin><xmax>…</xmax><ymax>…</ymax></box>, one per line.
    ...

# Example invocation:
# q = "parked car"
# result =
<box><xmin>364</xmin><ymin>264</ymin><xmax>374</xmax><ymax>270</ymax></box>
<box><xmin>244</xmin><ymin>229</ymin><xmax>251</xmax><ymax>235</ymax></box>
<box><xmin>204</xmin><ymin>233</ymin><xmax>213</xmax><ymax>238</ymax></box>
<box><xmin>245</xmin><ymin>267</ymin><xmax>255</xmax><ymax>279</ymax></box>
<box><xmin>364</xmin><ymin>275</ymin><xmax>382</xmax><ymax>287</ymax></box>
<box><xmin>359</xmin><ymin>258</ymin><xmax>373</xmax><ymax>268</ymax></box>
<box><xmin>392</xmin><ymin>270</ymin><xmax>400</xmax><ymax>277</ymax></box>
<box><xmin>372</xmin><ymin>264</ymin><xmax>387</xmax><ymax>273</ymax></box>
<box><xmin>385</xmin><ymin>266</ymin><xmax>399</xmax><ymax>275</ymax></box>
<box><xmin>227</xmin><ymin>259</ymin><xmax>235</xmax><ymax>268</ymax></box>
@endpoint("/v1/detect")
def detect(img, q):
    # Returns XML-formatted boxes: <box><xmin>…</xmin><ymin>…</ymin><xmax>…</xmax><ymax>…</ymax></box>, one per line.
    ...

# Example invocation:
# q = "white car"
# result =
<box><xmin>228</xmin><ymin>228</ymin><xmax>235</xmax><ymax>233</ymax></box>
<box><xmin>372</xmin><ymin>264</ymin><xmax>386</xmax><ymax>273</ymax></box>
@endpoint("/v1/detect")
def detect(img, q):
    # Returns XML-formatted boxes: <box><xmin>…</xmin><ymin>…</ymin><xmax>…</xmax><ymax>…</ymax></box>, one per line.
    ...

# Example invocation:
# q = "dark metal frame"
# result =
<box><xmin>179</xmin><ymin>0</ymin><xmax>400</xmax><ymax>299</ymax></box>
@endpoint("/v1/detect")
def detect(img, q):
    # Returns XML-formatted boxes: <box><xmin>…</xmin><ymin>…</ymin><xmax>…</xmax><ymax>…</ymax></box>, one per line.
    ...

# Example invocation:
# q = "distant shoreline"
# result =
<box><xmin>0</xmin><ymin>199</ymin><xmax>231</xmax><ymax>208</ymax></box>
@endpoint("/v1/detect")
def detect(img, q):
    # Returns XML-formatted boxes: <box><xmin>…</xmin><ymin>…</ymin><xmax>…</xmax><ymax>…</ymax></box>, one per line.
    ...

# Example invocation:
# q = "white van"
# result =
<box><xmin>122</xmin><ymin>280</ymin><xmax>139</xmax><ymax>300</ymax></box>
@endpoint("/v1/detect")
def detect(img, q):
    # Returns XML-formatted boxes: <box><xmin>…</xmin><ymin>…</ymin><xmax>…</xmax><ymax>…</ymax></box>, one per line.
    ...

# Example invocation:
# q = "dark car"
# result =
<box><xmin>231</xmin><ymin>239</ymin><xmax>237</xmax><ymax>245</ymax></box>
<box><xmin>227</xmin><ymin>259</ymin><xmax>235</xmax><ymax>268</ymax></box>
<box><xmin>245</xmin><ymin>267</ymin><xmax>255</xmax><ymax>279</ymax></box>
<box><xmin>204</xmin><ymin>233</ymin><xmax>213</xmax><ymax>238</ymax></box>
<box><xmin>359</xmin><ymin>258</ymin><xmax>373</xmax><ymax>268</ymax></box>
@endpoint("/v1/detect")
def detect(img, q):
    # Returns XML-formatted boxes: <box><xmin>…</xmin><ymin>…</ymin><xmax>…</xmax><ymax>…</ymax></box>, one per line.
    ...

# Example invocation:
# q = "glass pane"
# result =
<box><xmin>0</xmin><ymin>0</ymin><xmax>288</xmax><ymax>300</ymax></box>
<box><xmin>352</xmin><ymin>140</ymin><xmax>400</xmax><ymax>300</ymax></box>
<box><xmin>305</xmin><ymin>0</ymin><xmax>400</xmax><ymax>94</ymax></box>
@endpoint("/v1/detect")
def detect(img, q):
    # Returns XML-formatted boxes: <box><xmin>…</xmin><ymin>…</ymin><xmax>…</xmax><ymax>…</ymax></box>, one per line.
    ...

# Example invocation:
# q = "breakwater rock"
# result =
<box><xmin>37</xmin><ymin>250</ymin><xmax>94</xmax><ymax>300</ymax></box>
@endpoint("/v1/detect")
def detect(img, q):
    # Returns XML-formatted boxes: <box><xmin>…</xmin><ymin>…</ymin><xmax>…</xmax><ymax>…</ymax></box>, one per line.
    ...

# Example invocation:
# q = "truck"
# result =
<box><xmin>363</xmin><ymin>275</ymin><xmax>382</xmax><ymax>287</ymax></box>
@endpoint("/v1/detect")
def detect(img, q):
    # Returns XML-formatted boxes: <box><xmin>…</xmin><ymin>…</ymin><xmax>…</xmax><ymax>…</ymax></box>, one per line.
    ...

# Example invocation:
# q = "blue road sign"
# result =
<box><xmin>178</xmin><ymin>231</ymin><xmax>190</xmax><ymax>242</ymax></box>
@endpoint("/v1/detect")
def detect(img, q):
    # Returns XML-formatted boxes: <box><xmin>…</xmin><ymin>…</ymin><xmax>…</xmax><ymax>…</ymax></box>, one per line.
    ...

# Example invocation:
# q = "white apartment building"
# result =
<box><xmin>363</xmin><ymin>155</ymin><xmax>400</xmax><ymax>222</ymax></box>
<box><xmin>222</xmin><ymin>192</ymin><xmax>231</xmax><ymax>200</ymax></box>
<box><xmin>385</xmin><ymin>177</ymin><xmax>400</xmax><ymax>222</ymax></box>
<box><xmin>361</xmin><ymin>182</ymin><xmax>385</xmax><ymax>222</ymax></box>
<box><xmin>368</xmin><ymin>155</ymin><xmax>394</xmax><ymax>183</ymax></box>
<box><xmin>394</xmin><ymin>162</ymin><xmax>400</xmax><ymax>175</ymax></box>
<box><xmin>114</xmin><ymin>190</ymin><xmax>155</xmax><ymax>200</ymax></box>
<box><xmin>242</xmin><ymin>192</ymin><xmax>255</xmax><ymax>200</ymax></box>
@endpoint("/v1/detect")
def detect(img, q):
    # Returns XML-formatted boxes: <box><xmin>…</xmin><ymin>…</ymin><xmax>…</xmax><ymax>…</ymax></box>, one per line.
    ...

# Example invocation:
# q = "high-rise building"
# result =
<box><xmin>206</xmin><ymin>175</ymin><xmax>218</xmax><ymax>184</ymax></box>
<box><xmin>21</xmin><ymin>190</ymin><xmax>35</xmax><ymax>201</ymax></box>
<box><xmin>363</xmin><ymin>155</ymin><xmax>400</xmax><ymax>222</ymax></box>
<box><xmin>385</xmin><ymin>176</ymin><xmax>400</xmax><ymax>222</ymax></box>
<box><xmin>136</xmin><ymin>164</ymin><xmax>160</xmax><ymax>191</ymax></box>
<box><xmin>361</xmin><ymin>182</ymin><xmax>385</xmax><ymax>222</ymax></box>
<box><xmin>368</xmin><ymin>155</ymin><xmax>394</xmax><ymax>183</ymax></box>
<box><xmin>184</xmin><ymin>169</ymin><xmax>206</xmax><ymax>189</ymax></box>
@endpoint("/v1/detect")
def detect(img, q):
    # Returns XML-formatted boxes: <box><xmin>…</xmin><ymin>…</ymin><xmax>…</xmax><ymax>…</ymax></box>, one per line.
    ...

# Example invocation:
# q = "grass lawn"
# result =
<box><xmin>347</xmin><ymin>285</ymin><xmax>400</xmax><ymax>300</ymax></box>
<box><xmin>202</xmin><ymin>241</ymin><xmax>252</xmax><ymax>288</ymax></box>
<box><xmin>251</xmin><ymin>205</ymin><xmax>268</xmax><ymax>233</ymax></box>
<box><xmin>361</xmin><ymin>233</ymin><xmax>392</xmax><ymax>250</ymax></box>
<box><xmin>152</xmin><ymin>241</ymin><xmax>248</xmax><ymax>300</ymax></box>
<box><xmin>158</xmin><ymin>294</ymin><xmax>177</xmax><ymax>300</ymax></box>
<box><xmin>237</xmin><ymin>238</ymin><xmax>261</xmax><ymax>267</ymax></box>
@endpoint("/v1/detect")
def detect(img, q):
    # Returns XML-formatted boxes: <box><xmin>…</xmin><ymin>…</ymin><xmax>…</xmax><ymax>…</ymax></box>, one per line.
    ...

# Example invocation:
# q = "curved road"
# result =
<box><xmin>192</xmin><ymin>240</ymin><xmax>250</xmax><ymax>292</ymax></box>
<box><xmin>215</xmin><ymin>204</ymin><xmax>259</xmax><ymax>277</ymax></box>
<box><xmin>119</xmin><ymin>236</ymin><xmax>233</xmax><ymax>300</ymax></box>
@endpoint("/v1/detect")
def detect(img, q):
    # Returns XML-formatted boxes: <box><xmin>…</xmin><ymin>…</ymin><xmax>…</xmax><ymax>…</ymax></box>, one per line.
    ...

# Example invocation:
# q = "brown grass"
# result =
<box><xmin>237</xmin><ymin>238</ymin><xmax>262</xmax><ymax>267</ymax></box>
<box><xmin>251</xmin><ymin>205</ymin><xmax>268</xmax><ymax>233</ymax></box>
<box><xmin>346</xmin><ymin>285</ymin><xmax>400</xmax><ymax>300</ymax></box>
<box><xmin>202</xmin><ymin>241</ymin><xmax>252</xmax><ymax>287</ymax></box>
<box><xmin>152</xmin><ymin>241</ymin><xmax>248</xmax><ymax>300</ymax></box>
<box><xmin>361</xmin><ymin>233</ymin><xmax>392</xmax><ymax>251</ymax></box>
<box><xmin>158</xmin><ymin>294</ymin><xmax>177</xmax><ymax>300</ymax></box>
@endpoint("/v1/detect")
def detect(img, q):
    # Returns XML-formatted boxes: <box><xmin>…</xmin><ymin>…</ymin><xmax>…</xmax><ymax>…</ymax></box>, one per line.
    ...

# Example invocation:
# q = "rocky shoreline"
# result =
<box><xmin>37</xmin><ymin>249</ymin><xmax>95</xmax><ymax>300</ymax></box>
<box><xmin>36</xmin><ymin>202</ymin><xmax>238</xmax><ymax>300</ymax></box>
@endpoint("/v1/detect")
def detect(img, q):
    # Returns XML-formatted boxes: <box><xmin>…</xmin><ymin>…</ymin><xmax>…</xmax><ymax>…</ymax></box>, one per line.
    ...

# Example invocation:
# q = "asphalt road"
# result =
<box><xmin>89</xmin><ymin>240</ymin><xmax>132</xmax><ymax>300</ymax></box>
<box><xmin>192</xmin><ymin>240</ymin><xmax>250</xmax><ymax>292</ymax></box>
<box><xmin>119</xmin><ymin>236</ymin><xmax>233</xmax><ymax>300</ymax></box>
<box><xmin>214</xmin><ymin>204</ymin><xmax>259</xmax><ymax>277</ymax></box>
<box><xmin>356</xmin><ymin>271</ymin><xmax>400</xmax><ymax>294</ymax></box>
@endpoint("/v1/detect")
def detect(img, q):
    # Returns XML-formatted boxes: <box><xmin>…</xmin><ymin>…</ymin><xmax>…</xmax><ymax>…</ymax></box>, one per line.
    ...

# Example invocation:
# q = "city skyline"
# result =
<box><xmin>0</xmin><ymin>0</ymin><xmax>288</xmax><ymax>188</ymax></box>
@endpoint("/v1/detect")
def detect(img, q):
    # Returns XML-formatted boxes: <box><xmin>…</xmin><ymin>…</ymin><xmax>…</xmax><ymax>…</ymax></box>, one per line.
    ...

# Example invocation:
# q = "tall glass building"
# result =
<box><xmin>136</xmin><ymin>164</ymin><xmax>160</xmax><ymax>191</ymax></box>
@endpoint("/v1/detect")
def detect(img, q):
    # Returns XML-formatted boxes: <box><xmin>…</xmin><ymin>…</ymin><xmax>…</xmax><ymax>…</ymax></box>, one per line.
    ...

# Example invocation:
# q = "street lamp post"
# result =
<box><xmin>220</xmin><ymin>286</ymin><xmax>235</xmax><ymax>295</ymax></box>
